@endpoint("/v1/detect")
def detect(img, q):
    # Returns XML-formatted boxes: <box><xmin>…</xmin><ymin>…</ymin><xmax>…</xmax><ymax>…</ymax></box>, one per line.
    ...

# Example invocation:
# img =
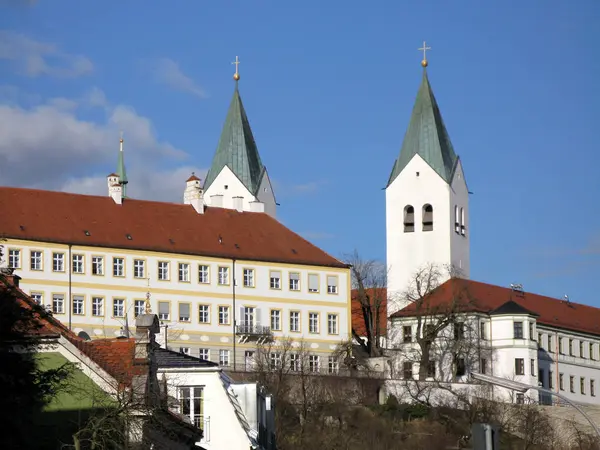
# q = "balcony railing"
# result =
<box><xmin>235</xmin><ymin>323</ymin><xmax>273</xmax><ymax>344</ymax></box>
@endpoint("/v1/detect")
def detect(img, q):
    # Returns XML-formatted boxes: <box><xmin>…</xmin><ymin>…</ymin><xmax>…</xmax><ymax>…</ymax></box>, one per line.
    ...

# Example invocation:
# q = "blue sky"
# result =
<box><xmin>1</xmin><ymin>0</ymin><xmax>599</xmax><ymax>305</ymax></box>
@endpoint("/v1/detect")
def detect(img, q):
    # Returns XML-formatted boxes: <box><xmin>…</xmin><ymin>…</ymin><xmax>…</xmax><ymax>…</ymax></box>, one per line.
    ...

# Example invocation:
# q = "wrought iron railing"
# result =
<box><xmin>235</xmin><ymin>323</ymin><xmax>272</xmax><ymax>336</ymax></box>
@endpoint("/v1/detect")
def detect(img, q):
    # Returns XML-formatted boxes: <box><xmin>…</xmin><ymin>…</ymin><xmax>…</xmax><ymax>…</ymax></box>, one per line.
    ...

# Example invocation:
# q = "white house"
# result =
<box><xmin>0</xmin><ymin>71</ymin><xmax>351</xmax><ymax>370</ymax></box>
<box><xmin>156</xmin><ymin>348</ymin><xmax>276</xmax><ymax>450</ymax></box>
<box><xmin>383</xmin><ymin>60</ymin><xmax>600</xmax><ymax>407</ymax></box>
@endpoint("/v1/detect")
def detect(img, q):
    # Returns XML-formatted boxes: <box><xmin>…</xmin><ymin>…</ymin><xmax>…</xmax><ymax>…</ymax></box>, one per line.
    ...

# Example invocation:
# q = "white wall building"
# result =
<box><xmin>0</xmin><ymin>73</ymin><xmax>350</xmax><ymax>370</ymax></box>
<box><xmin>384</xmin><ymin>62</ymin><xmax>600</xmax><ymax>407</ymax></box>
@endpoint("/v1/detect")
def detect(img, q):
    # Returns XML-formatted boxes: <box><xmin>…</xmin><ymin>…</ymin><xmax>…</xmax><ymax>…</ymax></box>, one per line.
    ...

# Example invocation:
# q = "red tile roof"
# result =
<box><xmin>1</xmin><ymin>273</ymin><xmax>145</xmax><ymax>387</ymax></box>
<box><xmin>391</xmin><ymin>278</ymin><xmax>600</xmax><ymax>337</ymax></box>
<box><xmin>0</xmin><ymin>187</ymin><xmax>346</xmax><ymax>268</ymax></box>
<box><xmin>351</xmin><ymin>288</ymin><xmax>388</xmax><ymax>337</ymax></box>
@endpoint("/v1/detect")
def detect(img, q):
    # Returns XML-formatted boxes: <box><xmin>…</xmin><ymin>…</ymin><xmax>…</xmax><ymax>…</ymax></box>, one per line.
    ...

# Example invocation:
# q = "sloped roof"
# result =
<box><xmin>204</xmin><ymin>83</ymin><xmax>265</xmax><ymax>196</ymax></box>
<box><xmin>392</xmin><ymin>278</ymin><xmax>600</xmax><ymax>337</ymax></box>
<box><xmin>0</xmin><ymin>187</ymin><xmax>346</xmax><ymax>268</ymax></box>
<box><xmin>490</xmin><ymin>300</ymin><xmax>538</xmax><ymax>317</ymax></box>
<box><xmin>387</xmin><ymin>69</ymin><xmax>459</xmax><ymax>186</ymax></box>
<box><xmin>155</xmin><ymin>347</ymin><xmax>218</xmax><ymax>368</ymax></box>
<box><xmin>351</xmin><ymin>288</ymin><xmax>388</xmax><ymax>337</ymax></box>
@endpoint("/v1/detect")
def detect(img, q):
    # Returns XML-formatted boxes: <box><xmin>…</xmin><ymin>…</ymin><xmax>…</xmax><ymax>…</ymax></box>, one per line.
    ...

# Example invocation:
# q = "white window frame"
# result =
<box><xmin>113</xmin><ymin>299</ymin><xmax>125</xmax><ymax>317</ymax></box>
<box><xmin>52</xmin><ymin>294</ymin><xmax>64</xmax><ymax>314</ymax></box>
<box><xmin>72</xmin><ymin>254</ymin><xmax>84</xmax><ymax>274</ymax></box>
<box><xmin>92</xmin><ymin>256</ymin><xmax>104</xmax><ymax>275</ymax></box>
<box><xmin>30</xmin><ymin>251</ymin><xmax>42</xmax><ymax>271</ymax></box>
<box><xmin>133</xmin><ymin>259</ymin><xmax>145</xmax><ymax>278</ymax></box>
<box><xmin>92</xmin><ymin>297</ymin><xmax>104</xmax><ymax>316</ymax></box>
<box><xmin>199</xmin><ymin>304</ymin><xmax>210</xmax><ymax>323</ymax></box>
<box><xmin>219</xmin><ymin>349</ymin><xmax>230</xmax><ymax>366</ymax></box>
<box><xmin>308</xmin><ymin>274</ymin><xmax>319</xmax><ymax>293</ymax></box>
<box><xmin>30</xmin><ymin>292</ymin><xmax>43</xmax><ymax>305</ymax></box>
<box><xmin>327</xmin><ymin>313</ymin><xmax>338</xmax><ymax>334</ymax></box>
<box><xmin>309</xmin><ymin>355</ymin><xmax>320</xmax><ymax>373</ymax></box>
<box><xmin>179</xmin><ymin>303</ymin><xmax>191</xmax><ymax>322</ymax></box>
<box><xmin>217</xmin><ymin>266</ymin><xmax>229</xmax><ymax>285</ymax></box>
<box><xmin>52</xmin><ymin>252</ymin><xmax>64</xmax><ymax>272</ymax></box>
<box><xmin>270</xmin><ymin>271</ymin><xmax>281</xmax><ymax>289</ymax></box>
<box><xmin>198</xmin><ymin>349</ymin><xmax>210</xmax><ymax>360</ymax></box>
<box><xmin>327</xmin><ymin>275</ymin><xmax>338</xmax><ymax>294</ymax></box>
<box><xmin>179</xmin><ymin>263</ymin><xmax>190</xmax><ymax>282</ymax></box>
<box><xmin>218</xmin><ymin>306</ymin><xmax>230</xmax><ymax>325</ymax></box>
<box><xmin>309</xmin><ymin>312</ymin><xmax>319</xmax><ymax>333</ymax></box>
<box><xmin>289</xmin><ymin>272</ymin><xmax>300</xmax><ymax>291</ymax></box>
<box><xmin>243</xmin><ymin>268</ymin><xmax>255</xmax><ymax>287</ymax></box>
<box><xmin>198</xmin><ymin>265</ymin><xmax>210</xmax><ymax>284</ymax></box>
<box><xmin>158</xmin><ymin>301</ymin><xmax>170</xmax><ymax>321</ymax></box>
<box><xmin>113</xmin><ymin>257</ymin><xmax>125</xmax><ymax>277</ymax></box>
<box><xmin>8</xmin><ymin>249</ymin><xmax>21</xmax><ymax>268</ymax></box>
<box><xmin>134</xmin><ymin>299</ymin><xmax>145</xmax><ymax>317</ymax></box>
<box><xmin>290</xmin><ymin>311</ymin><xmax>300</xmax><ymax>332</ymax></box>
<box><xmin>72</xmin><ymin>295</ymin><xmax>84</xmax><ymax>315</ymax></box>
<box><xmin>178</xmin><ymin>386</ymin><xmax>204</xmax><ymax>429</ymax></box>
<box><xmin>271</xmin><ymin>310</ymin><xmax>281</xmax><ymax>331</ymax></box>
<box><xmin>158</xmin><ymin>261</ymin><xmax>170</xmax><ymax>280</ymax></box>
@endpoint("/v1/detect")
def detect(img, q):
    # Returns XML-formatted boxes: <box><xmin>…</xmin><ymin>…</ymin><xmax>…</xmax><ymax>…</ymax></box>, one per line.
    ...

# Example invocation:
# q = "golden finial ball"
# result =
<box><xmin>421</xmin><ymin>59</ymin><xmax>428</xmax><ymax>68</ymax></box>
<box><xmin>233</xmin><ymin>73</ymin><xmax>240</xmax><ymax>81</ymax></box>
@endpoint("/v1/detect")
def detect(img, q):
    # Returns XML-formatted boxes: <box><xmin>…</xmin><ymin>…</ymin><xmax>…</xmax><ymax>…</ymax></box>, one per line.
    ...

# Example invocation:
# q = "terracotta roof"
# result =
<box><xmin>1</xmin><ymin>273</ymin><xmax>145</xmax><ymax>387</ymax></box>
<box><xmin>0</xmin><ymin>187</ymin><xmax>346</xmax><ymax>268</ymax></box>
<box><xmin>391</xmin><ymin>278</ymin><xmax>600</xmax><ymax>337</ymax></box>
<box><xmin>186</xmin><ymin>173</ymin><xmax>200</xmax><ymax>182</ymax></box>
<box><xmin>351</xmin><ymin>287</ymin><xmax>388</xmax><ymax>337</ymax></box>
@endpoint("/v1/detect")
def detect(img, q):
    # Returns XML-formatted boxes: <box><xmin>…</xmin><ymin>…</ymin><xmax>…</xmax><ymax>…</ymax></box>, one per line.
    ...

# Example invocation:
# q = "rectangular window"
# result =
<box><xmin>179</xmin><ymin>347</ymin><xmax>190</xmax><ymax>355</ymax></box>
<box><xmin>270</xmin><ymin>353</ymin><xmax>282</xmax><ymax>370</ymax></box>
<box><xmin>113</xmin><ymin>299</ymin><xmax>125</xmax><ymax>318</ymax></box>
<box><xmin>529</xmin><ymin>322</ymin><xmax>534</xmax><ymax>340</ymax></box>
<box><xmin>427</xmin><ymin>360</ymin><xmax>436</xmax><ymax>378</ymax></box>
<box><xmin>218</xmin><ymin>306</ymin><xmax>230</xmax><ymax>325</ymax></box>
<box><xmin>403</xmin><ymin>362</ymin><xmax>413</xmax><ymax>380</ymax></box>
<box><xmin>480</xmin><ymin>321</ymin><xmax>486</xmax><ymax>340</ymax></box>
<box><xmin>591</xmin><ymin>342</ymin><xmax>595</xmax><ymax>361</ymax></box>
<box><xmin>198</xmin><ymin>349</ymin><xmax>209</xmax><ymax>360</ymax></box>
<box><xmin>217</xmin><ymin>266</ymin><xmax>229</xmax><ymax>285</ymax></box>
<box><xmin>580</xmin><ymin>341</ymin><xmax>585</xmax><ymax>358</ymax></box>
<box><xmin>198</xmin><ymin>304</ymin><xmax>210</xmax><ymax>323</ymax></box>
<box><xmin>52</xmin><ymin>294</ymin><xmax>64</xmax><ymax>314</ymax></box>
<box><xmin>134</xmin><ymin>299</ymin><xmax>145</xmax><ymax>317</ymax></box>
<box><xmin>591</xmin><ymin>379</ymin><xmax>596</xmax><ymax>397</ymax></box>
<box><xmin>516</xmin><ymin>393</ymin><xmax>525</xmax><ymax>404</ymax></box>
<box><xmin>289</xmin><ymin>272</ymin><xmax>300</xmax><ymax>291</ymax></box>
<box><xmin>92</xmin><ymin>297</ymin><xmax>104</xmax><ymax>316</ymax></box>
<box><xmin>30</xmin><ymin>292</ymin><xmax>43</xmax><ymax>305</ymax></box>
<box><xmin>242</xmin><ymin>307</ymin><xmax>255</xmax><ymax>329</ymax></box>
<box><xmin>327</xmin><ymin>314</ymin><xmax>338</xmax><ymax>334</ymax></box>
<box><xmin>30</xmin><ymin>251</ymin><xmax>42</xmax><ymax>271</ymax></box>
<box><xmin>179</xmin><ymin>303</ymin><xmax>190</xmax><ymax>322</ymax></box>
<box><xmin>570</xmin><ymin>376</ymin><xmax>575</xmax><ymax>393</ymax></box>
<box><xmin>178</xmin><ymin>386</ymin><xmax>204</xmax><ymax>429</ymax></box>
<box><xmin>309</xmin><ymin>312</ymin><xmax>319</xmax><ymax>333</ymax></box>
<box><xmin>243</xmin><ymin>268</ymin><xmax>255</xmax><ymax>287</ymax></box>
<box><xmin>245</xmin><ymin>351</ymin><xmax>255</xmax><ymax>370</ymax></box>
<box><xmin>133</xmin><ymin>259</ymin><xmax>145</xmax><ymax>278</ymax></box>
<box><xmin>327</xmin><ymin>275</ymin><xmax>338</xmax><ymax>294</ymax></box>
<box><xmin>328</xmin><ymin>356</ymin><xmax>339</xmax><ymax>374</ymax></box>
<box><xmin>290</xmin><ymin>353</ymin><xmax>300</xmax><ymax>371</ymax></box>
<box><xmin>581</xmin><ymin>377</ymin><xmax>586</xmax><ymax>395</ymax></box>
<box><xmin>513</xmin><ymin>321</ymin><xmax>523</xmax><ymax>339</ymax></box>
<box><xmin>308</xmin><ymin>274</ymin><xmax>319</xmax><ymax>293</ymax></box>
<box><xmin>309</xmin><ymin>355</ymin><xmax>319</xmax><ymax>373</ymax></box>
<box><xmin>92</xmin><ymin>256</ymin><xmax>104</xmax><ymax>275</ymax></box>
<box><xmin>454</xmin><ymin>322</ymin><xmax>465</xmax><ymax>340</ymax></box>
<box><xmin>198</xmin><ymin>265</ymin><xmax>210</xmax><ymax>283</ymax></box>
<box><xmin>72</xmin><ymin>254</ymin><xmax>84</xmax><ymax>274</ymax></box>
<box><xmin>158</xmin><ymin>261</ymin><xmax>169</xmax><ymax>280</ymax></box>
<box><xmin>72</xmin><ymin>295</ymin><xmax>84</xmax><ymax>315</ymax></box>
<box><xmin>270</xmin><ymin>310</ymin><xmax>281</xmax><ymax>331</ymax></box>
<box><xmin>455</xmin><ymin>357</ymin><xmax>466</xmax><ymax>377</ymax></box>
<box><xmin>549</xmin><ymin>335</ymin><xmax>554</xmax><ymax>353</ymax></box>
<box><xmin>530</xmin><ymin>359</ymin><xmax>535</xmax><ymax>375</ymax></box>
<box><xmin>559</xmin><ymin>337</ymin><xmax>563</xmax><ymax>354</ymax></box>
<box><xmin>8</xmin><ymin>249</ymin><xmax>21</xmax><ymax>268</ymax></box>
<box><xmin>113</xmin><ymin>257</ymin><xmax>125</xmax><ymax>277</ymax></box>
<box><xmin>289</xmin><ymin>311</ymin><xmax>300</xmax><ymax>332</ymax></box>
<box><xmin>515</xmin><ymin>358</ymin><xmax>524</xmax><ymax>376</ymax></box>
<box><xmin>179</xmin><ymin>263</ymin><xmax>190</xmax><ymax>282</ymax></box>
<box><xmin>538</xmin><ymin>333</ymin><xmax>543</xmax><ymax>348</ymax></box>
<box><xmin>270</xmin><ymin>271</ymin><xmax>281</xmax><ymax>289</ymax></box>
<box><xmin>549</xmin><ymin>370</ymin><xmax>554</xmax><ymax>389</ymax></box>
<box><xmin>481</xmin><ymin>358</ymin><xmax>487</xmax><ymax>375</ymax></box>
<box><xmin>219</xmin><ymin>350</ymin><xmax>230</xmax><ymax>366</ymax></box>
<box><xmin>403</xmin><ymin>325</ymin><xmax>412</xmax><ymax>343</ymax></box>
<box><xmin>559</xmin><ymin>373</ymin><xmax>564</xmax><ymax>391</ymax></box>
<box><xmin>52</xmin><ymin>252</ymin><xmax>64</xmax><ymax>272</ymax></box>
<box><xmin>158</xmin><ymin>301</ymin><xmax>170</xmax><ymax>320</ymax></box>
<box><xmin>569</xmin><ymin>339</ymin><xmax>574</xmax><ymax>356</ymax></box>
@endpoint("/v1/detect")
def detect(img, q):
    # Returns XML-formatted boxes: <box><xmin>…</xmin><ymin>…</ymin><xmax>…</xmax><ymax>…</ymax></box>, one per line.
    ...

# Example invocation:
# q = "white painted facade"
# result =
<box><xmin>160</xmin><ymin>366</ymin><xmax>275</xmax><ymax>450</ymax></box>
<box><xmin>203</xmin><ymin>165</ymin><xmax>276</xmax><ymax>218</ymax></box>
<box><xmin>2</xmin><ymin>238</ymin><xmax>350</xmax><ymax>367</ymax></box>
<box><xmin>388</xmin><ymin>309</ymin><xmax>600</xmax><ymax>406</ymax></box>
<box><xmin>385</xmin><ymin>154</ymin><xmax>470</xmax><ymax>317</ymax></box>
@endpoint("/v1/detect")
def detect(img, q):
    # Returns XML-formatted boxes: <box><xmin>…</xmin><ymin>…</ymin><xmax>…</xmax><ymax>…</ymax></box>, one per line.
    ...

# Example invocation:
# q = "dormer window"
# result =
<box><xmin>403</xmin><ymin>205</ymin><xmax>415</xmax><ymax>232</ymax></box>
<box><xmin>422</xmin><ymin>204</ymin><xmax>433</xmax><ymax>231</ymax></box>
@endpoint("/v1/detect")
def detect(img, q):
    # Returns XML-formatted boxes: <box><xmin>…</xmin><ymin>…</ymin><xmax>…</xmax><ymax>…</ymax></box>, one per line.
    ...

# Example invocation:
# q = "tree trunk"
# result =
<box><xmin>418</xmin><ymin>338</ymin><xmax>431</xmax><ymax>381</ymax></box>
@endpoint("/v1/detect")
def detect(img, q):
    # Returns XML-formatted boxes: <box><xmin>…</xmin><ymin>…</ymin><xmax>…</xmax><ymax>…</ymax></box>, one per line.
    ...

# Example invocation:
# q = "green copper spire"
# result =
<box><xmin>117</xmin><ymin>136</ymin><xmax>128</xmax><ymax>198</ymax></box>
<box><xmin>204</xmin><ymin>79</ymin><xmax>265</xmax><ymax>195</ymax></box>
<box><xmin>387</xmin><ymin>69</ymin><xmax>459</xmax><ymax>187</ymax></box>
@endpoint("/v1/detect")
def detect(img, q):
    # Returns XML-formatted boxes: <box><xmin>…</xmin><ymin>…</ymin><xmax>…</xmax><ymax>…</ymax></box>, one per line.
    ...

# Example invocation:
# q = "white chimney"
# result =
<box><xmin>232</xmin><ymin>196</ymin><xmax>244</xmax><ymax>212</ymax></box>
<box><xmin>249</xmin><ymin>201</ymin><xmax>265</xmax><ymax>213</ymax></box>
<box><xmin>183</xmin><ymin>173</ymin><xmax>205</xmax><ymax>214</ymax></box>
<box><xmin>210</xmin><ymin>194</ymin><xmax>224</xmax><ymax>208</ymax></box>
<box><xmin>107</xmin><ymin>173</ymin><xmax>122</xmax><ymax>205</ymax></box>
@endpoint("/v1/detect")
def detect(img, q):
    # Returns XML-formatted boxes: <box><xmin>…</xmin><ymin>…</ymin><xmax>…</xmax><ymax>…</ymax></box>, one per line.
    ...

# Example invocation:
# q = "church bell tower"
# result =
<box><xmin>386</xmin><ymin>43</ymin><xmax>470</xmax><ymax>316</ymax></box>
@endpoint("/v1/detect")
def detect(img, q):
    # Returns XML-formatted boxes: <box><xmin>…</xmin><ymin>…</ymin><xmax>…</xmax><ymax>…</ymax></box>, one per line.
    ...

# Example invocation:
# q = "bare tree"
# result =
<box><xmin>344</xmin><ymin>250</ymin><xmax>387</xmax><ymax>357</ymax></box>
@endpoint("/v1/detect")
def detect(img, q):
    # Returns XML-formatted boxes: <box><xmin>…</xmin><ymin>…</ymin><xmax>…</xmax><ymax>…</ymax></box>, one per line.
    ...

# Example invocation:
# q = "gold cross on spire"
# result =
<box><xmin>232</xmin><ymin>55</ymin><xmax>240</xmax><ymax>81</ymax></box>
<box><xmin>418</xmin><ymin>41</ymin><xmax>431</xmax><ymax>67</ymax></box>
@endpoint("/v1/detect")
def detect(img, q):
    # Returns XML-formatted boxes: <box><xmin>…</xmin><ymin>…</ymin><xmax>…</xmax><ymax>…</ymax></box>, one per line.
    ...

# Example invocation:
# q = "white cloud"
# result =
<box><xmin>0</xmin><ymin>30</ymin><xmax>93</xmax><ymax>78</ymax></box>
<box><xmin>0</xmin><ymin>87</ymin><xmax>205</xmax><ymax>202</ymax></box>
<box><xmin>149</xmin><ymin>58</ymin><xmax>206</xmax><ymax>98</ymax></box>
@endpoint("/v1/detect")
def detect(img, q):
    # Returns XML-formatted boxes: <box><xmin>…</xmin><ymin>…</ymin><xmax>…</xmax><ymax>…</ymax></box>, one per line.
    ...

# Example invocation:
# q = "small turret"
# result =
<box><xmin>184</xmin><ymin>173</ymin><xmax>205</xmax><ymax>214</ymax></box>
<box><xmin>107</xmin><ymin>173</ymin><xmax>123</xmax><ymax>204</ymax></box>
